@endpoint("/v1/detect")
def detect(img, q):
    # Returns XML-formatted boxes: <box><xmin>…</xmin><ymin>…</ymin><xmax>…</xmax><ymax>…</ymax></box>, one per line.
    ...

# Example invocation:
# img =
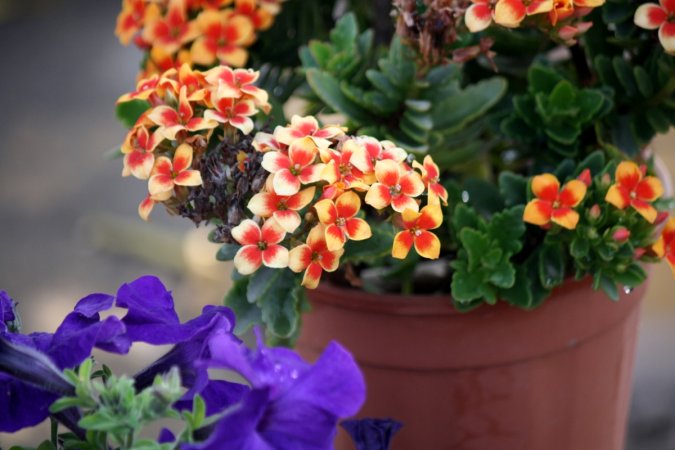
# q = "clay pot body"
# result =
<box><xmin>297</xmin><ymin>278</ymin><xmax>645</xmax><ymax>450</ymax></box>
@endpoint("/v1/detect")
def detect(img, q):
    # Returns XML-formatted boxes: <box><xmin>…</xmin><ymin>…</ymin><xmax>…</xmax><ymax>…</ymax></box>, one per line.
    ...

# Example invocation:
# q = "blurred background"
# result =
<box><xmin>0</xmin><ymin>0</ymin><xmax>673</xmax><ymax>448</ymax></box>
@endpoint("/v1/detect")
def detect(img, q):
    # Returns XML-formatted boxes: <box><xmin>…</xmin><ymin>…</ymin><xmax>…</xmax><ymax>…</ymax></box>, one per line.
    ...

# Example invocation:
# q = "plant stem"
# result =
<box><xmin>570</xmin><ymin>44</ymin><xmax>593</xmax><ymax>86</ymax></box>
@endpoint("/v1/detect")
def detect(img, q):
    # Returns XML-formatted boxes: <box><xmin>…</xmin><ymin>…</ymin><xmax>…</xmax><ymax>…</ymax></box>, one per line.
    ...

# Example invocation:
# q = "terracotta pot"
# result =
<box><xmin>297</xmin><ymin>278</ymin><xmax>646</xmax><ymax>450</ymax></box>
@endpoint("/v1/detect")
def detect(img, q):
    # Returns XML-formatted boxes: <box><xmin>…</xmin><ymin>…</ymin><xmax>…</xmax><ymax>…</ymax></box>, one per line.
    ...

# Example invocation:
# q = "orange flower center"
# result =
<box><xmin>336</xmin><ymin>217</ymin><xmax>346</xmax><ymax>227</ymax></box>
<box><xmin>257</xmin><ymin>241</ymin><xmax>268</xmax><ymax>250</ymax></box>
<box><xmin>390</xmin><ymin>184</ymin><xmax>402</xmax><ymax>195</ymax></box>
<box><xmin>291</xmin><ymin>163</ymin><xmax>301</xmax><ymax>175</ymax></box>
<box><xmin>339</xmin><ymin>163</ymin><xmax>352</xmax><ymax>176</ymax></box>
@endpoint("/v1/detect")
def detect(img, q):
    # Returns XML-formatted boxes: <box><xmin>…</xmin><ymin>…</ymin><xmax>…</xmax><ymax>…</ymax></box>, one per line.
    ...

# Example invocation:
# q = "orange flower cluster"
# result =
<box><xmin>117</xmin><ymin>64</ymin><xmax>270</xmax><ymax>220</ymax></box>
<box><xmin>115</xmin><ymin>0</ymin><xmax>284</xmax><ymax>78</ymax></box>
<box><xmin>464</xmin><ymin>0</ymin><xmax>604</xmax><ymax>43</ymax></box>
<box><xmin>524</xmin><ymin>162</ymin><xmax>664</xmax><ymax>230</ymax></box>
<box><xmin>232</xmin><ymin>117</ymin><xmax>448</xmax><ymax>288</ymax></box>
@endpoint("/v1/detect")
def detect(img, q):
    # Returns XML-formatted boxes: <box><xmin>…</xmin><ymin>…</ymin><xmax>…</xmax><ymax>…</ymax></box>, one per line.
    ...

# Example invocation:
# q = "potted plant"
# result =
<box><xmin>112</xmin><ymin>0</ymin><xmax>675</xmax><ymax>448</ymax></box>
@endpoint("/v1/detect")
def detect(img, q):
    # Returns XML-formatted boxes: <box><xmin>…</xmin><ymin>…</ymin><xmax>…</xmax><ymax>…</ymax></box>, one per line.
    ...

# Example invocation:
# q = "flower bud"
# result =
<box><xmin>655</xmin><ymin>211</ymin><xmax>669</xmax><ymax>225</ymax></box>
<box><xmin>601</xmin><ymin>173</ymin><xmax>611</xmax><ymax>187</ymax></box>
<box><xmin>588</xmin><ymin>204</ymin><xmax>601</xmax><ymax>221</ymax></box>
<box><xmin>612</xmin><ymin>227</ymin><xmax>631</xmax><ymax>243</ymax></box>
<box><xmin>634</xmin><ymin>248</ymin><xmax>647</xmax><ymax>259</ymax></box>
<box><xmin>577</xmin><ymin>169</ymin><xmax>592</xmax><ymax>187</ymax></box>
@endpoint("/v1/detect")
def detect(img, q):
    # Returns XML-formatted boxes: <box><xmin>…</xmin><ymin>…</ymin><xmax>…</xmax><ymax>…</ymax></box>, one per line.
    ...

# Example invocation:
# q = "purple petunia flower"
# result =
<box><xmin>341</xmin><ymin>418</ymin><xmax>403</xmax><ymax>450</ymax></box>
<box><xmin>0</xmin><ymin>290</ymin><xmax>17</xmax><ymax>332</ymax></box>
<box><xmin>182</xmin><ymin>329</ymin><xmax>366</xmax><ymax>450</ymax></box>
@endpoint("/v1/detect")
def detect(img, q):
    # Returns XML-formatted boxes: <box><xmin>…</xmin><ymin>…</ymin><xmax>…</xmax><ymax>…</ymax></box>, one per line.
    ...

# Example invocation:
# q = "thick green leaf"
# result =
<box><xmin>486</xmin><ymin>206</ymin><xmax>526</xmax><ymax>254</ymax></box>
<box><xmin>538</xmin><ymin>242</ymin><xmax>565</xmax><ymax>289</ymax></box>
<box><xmin>306</xmin><ymin>69</ymin><xmax>372</xmax><ymax>124</ymax></box>
<box><xmin>216</xmin><ymin>243</ymin><xmax>240</xmax><ymax>261</ymax></box>
<box><xmin>527</xmin><ymin>64</ymin><xmax>564</xmax><ymax>93</ymax></box>
<box><xmin>432</xmin><ymin>78</ymin><xmax>507</xmax><ymax>132</ymax></box>
<box><xmin>224</xmin><ymin>277</ymin><xmax>262</xmax><ymax>335</ymax></box>
<box><xmin>115</xmin><ymin>100</ymin><xmax>150</xmax><ymax>128</ymax></box>
<box><xmin>499</xmin><ymin>172</ymin><xmax>528</xmax><ymax>207</ymax></box>
<box><xmin>459</xmin><ymin>229</ymin><xmax>491</xmax><ymax>272</ymax></box>
<box><xmin>247</xmin><ymin>268</ymin><xmax>302</xmax><ymax>337</ymax></box>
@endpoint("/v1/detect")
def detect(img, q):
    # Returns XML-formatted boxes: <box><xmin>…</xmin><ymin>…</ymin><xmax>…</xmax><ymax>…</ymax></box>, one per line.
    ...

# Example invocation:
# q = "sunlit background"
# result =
<box><xmin>0</xmin><ymin>1</ymin><xmax>674</xmax><ymax>448</ymax></box>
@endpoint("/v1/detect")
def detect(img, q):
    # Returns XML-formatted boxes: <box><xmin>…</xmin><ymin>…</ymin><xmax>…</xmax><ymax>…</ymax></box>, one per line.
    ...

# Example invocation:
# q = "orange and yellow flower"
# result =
<box><xmin>122</xmin><ymin>125</ymin><xmax>163</xmax><ymax>179</ymax></box>
<box><xmin>247</xmin><ymin>184</ymin><xmax>316</xmax><ymax>233</ymax></box>
<box><xmin>349</xmin><ymin>137</ymin><xmax>407</xmax><ymax>177</ymax></box>
<box><xmin>203</xmin><ymin>89</ymin><xmax>258</xmax><ymax>135</ymax></box>
<box><xmin>365</xmin><ymin>159</ymin><xmax>425</xmax><ymax>213</ymax></box>
<box><xmin>320</xmin><ymin>143</ymin><xmax>369</xmax><ymax>199</ymax></box>
<box><xmin>231</xmin><ymin>218</ymin><xmax>289</xmax><ymax>274</ymax></box>
<box><xmin>413</xmin><ymin>155</ymin><xmax>448</xmax><ymax>206</ymax></box>
<box><xmin>653</xmin><ymin>217</ymin><xmax>675</xmax><ymax>277</ymax></box>
<box><xmin>313</xmin><ymin>191</ymin><xmax>372</xmax><ymax>251</ymax></box>
<box><xmin>148</xmin><ymin>86</ymin><xmax>218</xmax><ymax>140</ymax></box>
<box><xmin>148</xmin><ymin>143</ymin><xmax>203</xmax><ymax>196</ymax></box>
<box><xmin>142</xmin><ymin>0</ymin><xmax>199</xmax><ymax>55</ymax></box>
<box><xmin>190</xmin><ymin>10</ymin><xmax>254</xmax><ymax>67</ymax></box>
<box><xmin>605</xmin><ymin>161</ymin><xmax>664</xmax><ymax>223</ymax></box>
<box><xmin>523</xmin><ymin>173</ymin><xmax>587</xmax><ymax>229</ymax></box>
<box><xmin>205</xmin><ymin>66</ymin><xmax>269</xmax><ymax>110</ymax></box>
<box><xmin>116</xmin><ymin>0</ymin><xmax>161</xmax><ymax>45</ymax></box>
<box><xmin>289</xmin><ymin>225</ymin><xmax>344</xmax><ymax>289</ymax></box>
<box><xmin>261</xmin><ymin>137</ymin><xmax>324</xmax><ymax>196</ymax></box>
<box><xmin>274</xmin><ymin>115</ymin><xmax>345</xmax><ymax>149</ymax></box>
<box><xmin>392</xmin><ymin>205</ymin><xmax>443</xmax><ymax>260</ymax></box>
<box><xmin>138</xmin><ymin>190</ymin><xmax>173</xmax><ymax>221</ymax></box>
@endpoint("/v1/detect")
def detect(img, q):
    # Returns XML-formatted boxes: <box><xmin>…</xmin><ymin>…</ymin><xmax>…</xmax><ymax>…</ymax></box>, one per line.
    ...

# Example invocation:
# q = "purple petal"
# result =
<box><xmin>174</xmin><ymin>380</ymin><xmax>249</xmax><ymax>416</ymax></box>
<box><xmin>0</xmin><ymin>291</ymin><xmax>16</xmax><ymax>328</ymax></box>
<box><xmin>341</xmin><ymin>418</ymin><xmax>403</xmax><ymax>450</ymax></box>
<box><xmin>158</xmin><ymin>428</ymin><xmax>176</xmax><ymax>444</ymax></box>
<box><xmin>0</xmin><ymin>374</ymin><xmax>57</xmax><ymax>432</ymax></box>
<box><xmin>74</xmin><ymin>293</ymin><xmax>115</xmax><ymax>318</ymax></box>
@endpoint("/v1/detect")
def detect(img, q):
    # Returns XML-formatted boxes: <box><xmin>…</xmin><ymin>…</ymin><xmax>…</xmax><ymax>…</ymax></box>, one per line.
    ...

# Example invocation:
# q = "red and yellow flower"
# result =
<box><xmin>116</xmin><ymin>0</ymin><xmax>161</xmax><ymax>46</ymax></box>
<box><xmin>231</xmin><ymin>218</ymin><xmax>289</xmax><ymax>274</ymax></box>
<box><xmin>320</xmin><ymin>143</ymin><xmax>369</xmax><ymax>199</ymax></box>
<box><xmin>494</xmin><ymin>0</ymin><xmax>553</xmax><ymax>28</ymax></box>
<box><xmin>261</xmin><ymin>137</ymin><xmax>324</xmax><ymax>196</ymax></box>
<box><xmin>634</xmin><ymin>0</ymin><xmax>675</xmax><ymax>54</ymax></box>
<box><xmin>274</xmin><ymin>115</ymin><xmax>345</xmax><ymax>149</ymax></box>
<box><xmin>605</xmin><ymin>161</ymin><xmax>664</xmax><ymax>223</ymax></box>
<box><xmin>349</xmin><ymin>137</ymin><xmax>407</xmax><ymax>177</ymax></box>
<box><xmin>247</xmin><ymin>184</ymin><xmax>316</xmax><ymax>233</ymax></box>
<box><xmin>365</xmin><ymin>159</ymin><xmax>425</xmax><ymax>213</ymax></box>
<box><xmin>138</xmin><ymin>190</ymin><xmax>173</xmax><ymax>221</ymax></box>
<box><xmin>158</xmin><ymin>63</ymin><xmax>208</xmax><ymax>101</ymax></box>
<box><xmin>205</xmin><ymin>66</ymin><xmax>269</xmax><ymax>110</ymax></box>
<box><xmin>122</xmin><ymin>125</ymin><xmax>163</xmax><ymax>179</ymax></box>
<box><xmin>413</xmin><ymin>155</ymin><xmax>448</xmax><ymax>206</ymax></box>
<box><xmin>203</xmin><ymin>90</ymin><xmax>258</xmax><ymax>135</ymax></box>
<box><xmin>142</xmin><ymin>0</ymin><xmax>199</xmax><ymax>55</ymax></box>
<box><xmin>313</xmin><ymin>191</ymin><xmax>372</xmax><ymax>251</ymax></box>
<box><xmin>523</xmin><ymin>173</ymin><xmax>587</xmax><ymax>229</ymax></box>
<box><xmin>235</xmin><ymin>0</ymin><xmax>275</xmax><ymax>30</ymax></box>
<box><xmin>148</xmin><ymin>143</ymin><xmax>203</xmax><ymax>196</ymax></box>
<box><xmin>392</xmin><ymin>205</ymin><xmax>443</xmax><ymax>260</ymax></box>
<box><xmin>653</xmin><ymin>217</ymin><xmax>675</xmax><ymax>277</ymax></box>
<box><xmin>117</xmin><ymin>74</ymin><xmax>161</xmax><ymax>104</ymax></box>
<box><xmin>289</xmin><ymin>225</ymin><xmax>344</xmax><ymax>289</ymax></box>
<box><xmin>252</xmin><ymin>132</ymin><xmax>285</xmax><ymax>153</ymax></box>
<box><xmin>148</xmin><ymin>86</ymin><xmax>218</xmax><ymax>140</ymax></box>
<box><xmin>190</xmin><ymin>10</ymin><xmax>254</xmax><ymax>67</ymax></box>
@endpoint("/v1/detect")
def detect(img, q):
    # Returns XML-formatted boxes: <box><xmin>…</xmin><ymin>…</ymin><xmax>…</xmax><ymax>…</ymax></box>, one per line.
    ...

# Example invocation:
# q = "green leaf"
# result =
<box><xmin>308</xmin><ymin>41</ymin><xmax>334</xmax><ymax>68</ymax></box>
<box><xmin>576</xmin><ymin>150</ymin><xmax>606</xmax><ymax>176</ymax></box>
<box><xmin>488</xmin><ymin>258</ymin><xmax>516</xmax><ymax>288</ymax></box>
<box><xmin>115</xmin><ymin>99</ymin><xmax>150</xmax><ymax>128</ymax></box>
<box><xmin>498</xmin><ymin>172</ymin><xmax>528</xmax><ymax>207</ymax></box>
<box><xmin>546</xmin><ymin>81</ymin><xmax>578</xmax><ymax>115</ymax></box>
<box><xmin>343</xmin><ymin>221</ymin><xmax>396</xmax><ymax>263</ymax></box>
<box><xmin>329</xmin><ymin>13</ymin><xmax>358</xmax><ymax>50</ymax></box>
<box><xmin>306</xmin><ymin>70</ymin><xmax>372</xmax><ymax>124</ymax></box>
<box><xmin>612</xmin><ymin>57</ymin><xmax>638</xmax><ymax>98</ymax></box>
<box><xmin>538</xmin><ymin>242</ymin><xmax>565</xmax><ymax>289</ymax></box>
<box><xmin>248</xmin><ymin>268</ymin><xmax>302</xmax><ymax>338</ymax></box>
<box><xmin>600</xmin><ymin>275</ymin><xmax>619</xmax><ymax>301</ymax></box>
<box><xmin>459</xmin><ymin>229</ymin><xmax>491</xmax><ymax>272</ymax></box>
<box><xmin>464</xmin><ymin>178</ymin><xmax>505</xmax><ymax>216</ymax></box>
<box><xmin>452</xmin><ymin>204</ymin><xmax>484</xmax><ymax>234</ymax></box>
<box><xmin>450</xmin><ymin>263</ymin><xmax>486</xmax><ymax>303</ymax></box>
<box><xmin>216</xmin><ymin>243</ymin><xmax>240</xmax><ymax>261</ymax></box>
<box><xmin>224</xmin><ymin>277</ymin><xmax>261</xmax><ymax>335</ymax></box>
<box><xmin>527</xmin><ymin>64</ymin><xmax>564</xmax><ymax>93</ymax></box>
<box><xmin>432</xmin><ymin>77</ymin><xmax>507</xmax><ymax>132</ymax></box>
<box><xmin>486</xmin><ymin>206</ymin><xmax>526</xmax><ymax>254</ymax></box>
<box><xmin>633</xmin><ymin>66</ymin><xmax>654</xmax><ymax>98</ymax></box>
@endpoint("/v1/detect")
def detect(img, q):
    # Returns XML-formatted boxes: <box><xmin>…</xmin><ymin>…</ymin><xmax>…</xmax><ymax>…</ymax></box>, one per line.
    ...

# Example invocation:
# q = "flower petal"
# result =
<box><xmin>634</xmin><ymin>3</ymin><xmax>667</xmax><ymax>29</ymax></box>
<box><xmin>364</xmin><ymin>184</ymin><xmax>392</xmax><ymax>209</ymax></box>
<box><xmin>335</xmin><ymin>191</ymin><xmax>361</xmax><ymax>219</ymax></box>
<box><xmin>262</xmin><ymin>151</ymin><xmax>291</xmax><ymax>173</ymax></box>
<box><xmin>273</xmin><ymin>170</ymin><xmax>301</xmax><ymax>196</ymax></box>
<box><xmin>531</xmin><ymin>174</ymin><xmax>560</xmax><ymax>202</ymax></box>
<box><xmin>374</xmin><ymin>159</ymin><xmax>400</xmax><ymax>187</ymax></box>
<box><xmin>636</xmin><ymin>176</ymin><xmax>664</xmax><ymax>202</ymax></box>
<box><xmin>234</xmin><ymin>245</ymin><xmax>263</xmax><ymax>275</ymax></box>
<box><xmin>494</xmin><ymin>0</ymin><xmax>527</xmax><ymax>27</ymax></box>
<box><xmin>313</xmin><ymin>199</ymin><xmax>338</xmax><ymax>225</ymax></box>
<box><xmin>262</xmin><ymin>245</ymin><xmax>289</xmax><ymax>268</ymax></box>
<box><xmin>273</xmin><ymin>210</ymin><xmax>301</xmax><ymax>233</ymax></box>
<box><xmin>289</xmin><ymin>245</ymin><xmax>312</xmax><ymax>272</ymax></box>
<box><xmin>324</xmin><ymin>224</ymin><xmax>346</xmax><ymax>251</ymax></box>
<box><xmin>345</xmin><ymin>218</ymin><xmax>371</xmax><ymax>241</ymax></box>
<box><xmin>231</xmin><ymin>219</ymin><xmax>262</xmax><ymax>246</ymax></box>
<box><xmin>631</xmin><ymin>199</ymin><xmax>658</xmax><ymax>223</ymax></box>
<box><xmin>148</xmin><ymin>174</ymin><xmax>174</xmax><ymax>196</ymax></box>
<box><xmin>605</xmin><ymin>184</ymin><xmax>630</xmax><ymax>209</ymax></box>
<box><xmin>399</xmin><ymin>172</ymin><xmax>425</xmax><ymax>197</ymax></box>
<box><xmin>301</xmin><ymin>263</ymin><xmax>323</xmax><ymax>289</ymax></box>
<box><xmin>392</xmin><ymin>231</ymin><xmax>414</xmax><ymax>259</ymax></box>
<box><xmin>659</xmin><ymin>22</ymin><xmax>675</xmax><ymax>54</ymax></box>
<box><xmin>319</xmin><ymin>249</ymin><xmax>343</xmax><ymax>272</ymax></box>
<box><xmin>286</xmin><ymin>187</ymin><xmax>316</xmax><ymax>211</ymax></box>
<box><xmin>174</xmin><ymin>170</ymin><xmax>203</xmax><ymax>187</ymax></box>
<box><xmin>261</xmin><ymin>218</ymin><xmax>286</xmax><ymax>244</ymax></box>
<box><xmin>289</xmin><ymin>137</ymin><xmax>318</xmax><ymax>168</ymax></box>
<box><xmin>551</xmin><ymin>207</ymin><xmax>579</xmax><ymax>229</ymax></box>
<box><xmin>465</xmin><ymin>2</ymin><xmax>493</xmax><ymax>32</ymax></box>
<box><xmin>559</xmin><ymin>179</ymin><xmax>587</xmax><ymax>207</ymax></box>
<box><xmin>391</xmin><ymin>194</ymin><xmax>419</xmax><ymax>213</ymax></box>
<box><xmin>523</xmin><ymin>199</ymin><xmax>552</xmax><ymax>226</ymax></box>
<box><xmin>413</xmin><ymin>231</ymin><xmax>441</xmax><ymax>259</ymax></box>
<box><xmin>298</xmin><ymin>163</ymin><xmax>326</xmax><ymax>185</ymax></box>
<box><xmin>247</xmin><ymin>192</ymin><xmax>277</xmax><ymax>217</ymax></box>
<box><xmin>615</xmin><ymin>161</ymin><xmax>642</xmax><ymax>191</ymax></box>
<box><xmin>125</xmin><ymin>151</ymin><xmax>155</xmax><ymax>180</ymax></box>
<box><xmin>417</xmin><ymin>205</ymin><xmax>443</xmax><ymax>230</ymax></box>
<box><xmin>138</xmin><ymin>196</ymin><xmax>156</xmax><ymax>221</ymax></box>
<box><xmin>173</xmin><ymin>144</ymin><xmax>194</xmax><ymax>173</ymax></box>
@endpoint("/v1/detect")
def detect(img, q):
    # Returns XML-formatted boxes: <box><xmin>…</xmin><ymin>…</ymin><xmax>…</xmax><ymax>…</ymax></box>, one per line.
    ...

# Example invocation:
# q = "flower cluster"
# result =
<box><xmin>115</xmin><ymin>0</ymin><xmax>284</xmax><ymax>78</ymax></box>
<box><xmin>524</xmin><ymin>161</ymin><xmax>664</xmax><ymax>230</ymax></box>
<box><xmin>465</xmin><ymin>0</ymin><xmax>605</xmax><ymax>44</ymax></box>
<box><xmin>230</xmin><ymin>116</ymin><xmax>448</xmax><ymax>288</ymax></box>
<box><xmin>634</xmin><ymin>0</ymin><xmax>675</xmax><ymax>55</ymax></box>
<box><xmin>117</xmin><ymin>64</ymin><xmax>270</xmax><ymax>220</ymax></box>
<box><xmin>0</xmin><ymin>276</ymin><xmax>366</xmax><ymax>449</ymax></box>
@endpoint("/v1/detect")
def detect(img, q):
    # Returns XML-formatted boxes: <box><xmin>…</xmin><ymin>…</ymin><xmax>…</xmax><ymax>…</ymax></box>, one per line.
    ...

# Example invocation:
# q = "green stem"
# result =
<box><xmin>645</xmin><ymin>73</ymin><xmax>675</xmax><ymax>108</ymax></box>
